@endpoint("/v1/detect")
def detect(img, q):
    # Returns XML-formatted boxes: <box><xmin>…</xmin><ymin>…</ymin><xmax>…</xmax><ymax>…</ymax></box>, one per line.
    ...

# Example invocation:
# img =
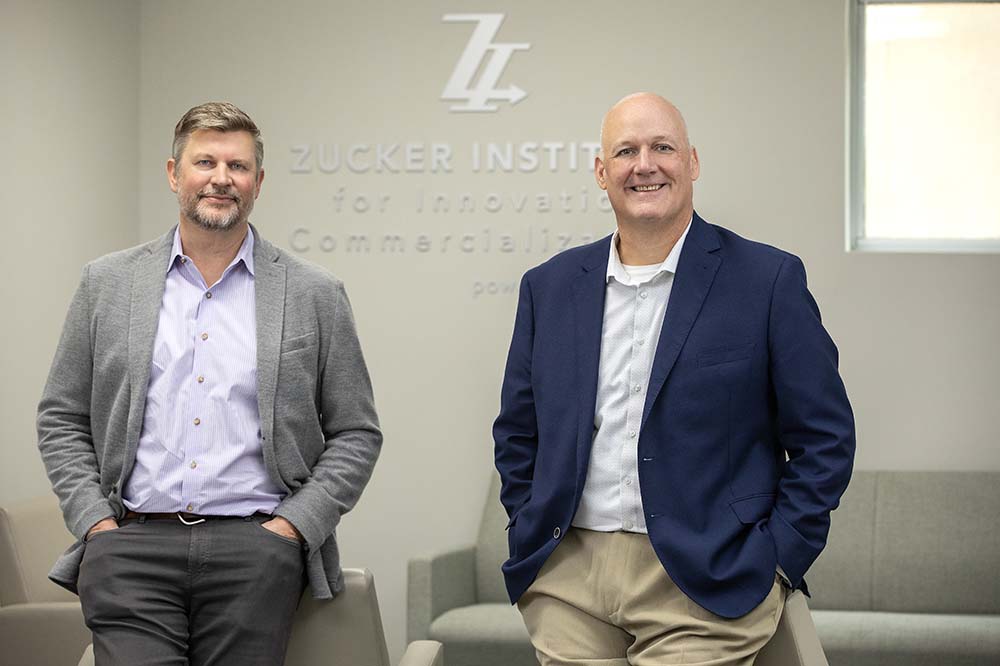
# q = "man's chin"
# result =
<box><xmin>620</xmin><ymin>212</ymin><xmax>672</xmax><ymax>227</ymax></box>
<box><xmin>189</xmin><ymin>213</ymin><xmax>244</xmax><ymax>232</ymax></box>
<box><xmin>617</xmin><ymin>203</ymin><xmax>690</xmax><ymax>228</ymax></box>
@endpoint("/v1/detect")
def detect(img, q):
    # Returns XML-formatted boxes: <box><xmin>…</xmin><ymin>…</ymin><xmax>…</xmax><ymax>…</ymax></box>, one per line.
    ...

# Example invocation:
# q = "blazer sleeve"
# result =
<box><xmin>493</xmin><ymin>274</ymin><xmax>539</xmax><ymax>522</ymax></box>
<box><xmin>272</xmin><ymin>282</ymin><xmax>382</xmax><ymax>552</ymax></box>
<box><xmin>37</xmin><ymin>265</ymin><xmax>115</xmax><ymax>539</ymax></box>
<box><xmin>766</xmin><ymin>255</ymin><xmax>856</xmax><ymax>587</ymax></box>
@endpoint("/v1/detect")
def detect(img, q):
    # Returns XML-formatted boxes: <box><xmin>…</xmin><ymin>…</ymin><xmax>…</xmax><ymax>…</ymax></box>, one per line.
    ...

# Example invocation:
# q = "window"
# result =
<box><xmin>849</xmin><ymin>1</ymin><xmax>1000</xmax><ymax>252</ymax></box>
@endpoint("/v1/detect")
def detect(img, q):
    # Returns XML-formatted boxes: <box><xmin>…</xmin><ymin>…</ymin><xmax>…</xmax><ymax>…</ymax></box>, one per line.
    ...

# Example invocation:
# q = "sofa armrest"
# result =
<box><xmin>0</xmin><ymin>601</ymin><xmax>91</xmax><ymax>666</ymax></box>
<box><xmin>398</xmin><ymin>640</ymin><xmax>444</xmax><ymax>666</ymax></box>
<box><xmin>757</xmin><ymin>590</ymin><xmax>829</xmax><ymax>666</ymax></box>
<box><xmin>407</xmin><ymin>545</ymin><xmax>476</xmax><ymax>641</ymax></box>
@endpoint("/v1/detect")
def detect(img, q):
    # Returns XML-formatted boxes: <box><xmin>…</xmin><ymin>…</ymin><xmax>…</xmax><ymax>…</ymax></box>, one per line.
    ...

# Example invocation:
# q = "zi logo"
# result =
<box><xmin>441</xmin><ymin>14</ymin><xmax>530</xmax><ymax>113</ymax></box>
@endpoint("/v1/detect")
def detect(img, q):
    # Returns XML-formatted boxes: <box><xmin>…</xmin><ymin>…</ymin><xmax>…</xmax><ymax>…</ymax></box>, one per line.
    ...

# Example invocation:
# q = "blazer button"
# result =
<box><xmin>553</xmin><ymin>526</ymin><xmax>561</xmax><ymax>539</ymax></box>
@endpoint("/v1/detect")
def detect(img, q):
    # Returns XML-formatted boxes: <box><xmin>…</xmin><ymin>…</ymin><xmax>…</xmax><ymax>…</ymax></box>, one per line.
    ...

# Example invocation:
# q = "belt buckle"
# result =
<box><xmin>176</xmin><ymin>513</ymin><xmax>206</xmax><ymax>526</ymax></box>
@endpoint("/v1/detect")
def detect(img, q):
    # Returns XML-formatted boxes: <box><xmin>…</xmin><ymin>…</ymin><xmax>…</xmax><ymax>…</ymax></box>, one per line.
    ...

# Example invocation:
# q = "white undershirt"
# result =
<box><xmin>572</xmin><ymin>220</ymin><xmax>692</xmax><ymax>534</ymax></box>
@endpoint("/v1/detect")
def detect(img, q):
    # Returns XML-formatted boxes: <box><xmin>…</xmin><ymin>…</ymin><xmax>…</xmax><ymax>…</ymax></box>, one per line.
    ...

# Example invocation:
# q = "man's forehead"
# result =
<box><xmin>608</xmin><ymin>130</ymin><xmax>683</xmax><ymax>147</ymax></box>
<box><xmin>603</xmin><ymin>122</ymin><xmax>687</xmax><ymax>152</ymax></box>
<box><xmin>183</xmin><ymin>130</ymin><xmax>255</xmax><ymax>155</ymax></box>
<box><xmin>186</xmin><ymin>129</ymin><xmax>253</xmax><ymax>146</ymax></box>
<box><xmin>601</xmin><ymin>96</ymin><xmax>688</xmax><ymax>148</ymax></box>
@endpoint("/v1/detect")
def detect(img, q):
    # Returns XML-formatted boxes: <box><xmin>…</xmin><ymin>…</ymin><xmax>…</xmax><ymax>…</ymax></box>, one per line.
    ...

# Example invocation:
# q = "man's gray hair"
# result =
<box><xmin>172</xmin><ymin>102</ymin><xmax>264</xmax><ymax>172</ymax></box>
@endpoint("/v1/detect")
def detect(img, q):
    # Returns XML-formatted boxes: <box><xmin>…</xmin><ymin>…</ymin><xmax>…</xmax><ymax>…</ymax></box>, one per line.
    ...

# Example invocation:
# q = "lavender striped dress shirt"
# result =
<box><xmin>123</xmin><ymin>228</ymin><xmax>284</xmax><ymax>516</ymax></box>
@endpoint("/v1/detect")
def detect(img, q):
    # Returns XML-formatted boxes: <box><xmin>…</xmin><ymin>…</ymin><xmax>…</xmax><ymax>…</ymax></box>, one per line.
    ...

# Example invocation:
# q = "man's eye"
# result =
<box><xmin>196</xmin><ymin>160</ymin><xmax>212</xmax><ymax>166</ymax></box>
<box><xmin>230</xmin><ymin>163</ymin><xmax>247</xmax><ymax>171</ymax></box>
<box><xmin>655</xmin><ymin>144</ymin><xmax>674</xmax><ymax>152</ymax></box>
<box><xmin>616</xmin><ymin>148</ymin><xmax>635</xmax><ymax>157</ymax></box>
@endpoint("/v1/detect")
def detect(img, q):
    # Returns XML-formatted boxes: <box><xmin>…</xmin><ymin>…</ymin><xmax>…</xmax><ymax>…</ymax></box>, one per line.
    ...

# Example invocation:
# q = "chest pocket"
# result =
<box><xmin>280</xmin><ymin>332</ymin><xmax>316</xmax><ymax>355</ymax></box>
<box><xmin>697</xmin><ymin>342</ymin><xmax>754</xmax><ymax>367</ymax></box>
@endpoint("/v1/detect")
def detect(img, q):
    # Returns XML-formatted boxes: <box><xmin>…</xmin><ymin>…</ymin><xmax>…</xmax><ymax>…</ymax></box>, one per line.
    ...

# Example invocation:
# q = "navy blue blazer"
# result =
<box><xmin>493</xmin><ymin>213</ymin><xmax>855</xmax><ymax>618</ymax></box>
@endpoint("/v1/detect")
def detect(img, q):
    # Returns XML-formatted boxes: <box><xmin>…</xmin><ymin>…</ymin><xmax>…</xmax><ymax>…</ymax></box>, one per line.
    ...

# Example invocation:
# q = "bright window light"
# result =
<box><xmin>851</xmin><ymin>1</ymin><xmax>1000</xmax><ymax>251</ymax></box>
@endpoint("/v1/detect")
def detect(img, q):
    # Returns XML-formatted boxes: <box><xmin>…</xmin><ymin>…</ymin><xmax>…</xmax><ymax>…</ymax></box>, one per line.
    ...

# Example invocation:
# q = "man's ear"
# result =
<box><xmin>167</xmin><ymin>158</ymin><xmax>179</xmax><ymax>193</ymax></box>
<box><xmin>594</xmin><ymin>156</ymin><xmax>608</xmax><ymax>191</ymax></box>
<box><xmin>689</xmin><ymin>146</ymin><xmax>700</xmax><ymax>182</ymax></box>
<box><xmin>255</xmin><ymin>168</ymin><xmax>265</xmax><ymax>199</ymax></box>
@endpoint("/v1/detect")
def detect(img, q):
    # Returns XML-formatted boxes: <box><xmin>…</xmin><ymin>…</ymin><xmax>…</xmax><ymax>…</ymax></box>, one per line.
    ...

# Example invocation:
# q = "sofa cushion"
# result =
<box><xmin>429</xmin><ymin>603</ymin><xmax>535</xmax><ymax>666</ymax></box>
<box><xmin>873</xmin><ymin>472</ymin><xmax>1000</xmax><ymax>614</ymax></box>
<box><xmin>0</xmin><ymin>497</ymin><xmax>78</xmax><ymax>605</ymax></box>
<box><xmin>807</xmin><ymin>472</ymin><xmax>877</xmax><ymax>611</ymax></box>
<box><xmin>814</xmin><ymin>609</ymin><xmax>1000</xmax><ymax>666</ymax></box>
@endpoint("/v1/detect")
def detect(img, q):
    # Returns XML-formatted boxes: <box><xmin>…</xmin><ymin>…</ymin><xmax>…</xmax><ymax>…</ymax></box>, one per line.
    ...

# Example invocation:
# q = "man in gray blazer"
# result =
<box><xmin>37</xmin><ymin>102</ymin><xmax>382</xmax><ymax>665</ymax></box>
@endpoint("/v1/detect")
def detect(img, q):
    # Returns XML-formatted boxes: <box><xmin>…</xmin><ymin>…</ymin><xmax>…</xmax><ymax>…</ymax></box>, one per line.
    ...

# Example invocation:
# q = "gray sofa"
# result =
<box><xmin>408</xmin><ymin>471</ymin><xmax>1000</xmax><ymax>666</ymax></box>
<box><xmin>805</xmin><ymin>471</ymin><xmax>1000</xmax><ymax>666</ymax></box>
<box><xmin>0</xmin><ymin>495</ymin><xmax>91</xmax><ymax>666</ymax></box>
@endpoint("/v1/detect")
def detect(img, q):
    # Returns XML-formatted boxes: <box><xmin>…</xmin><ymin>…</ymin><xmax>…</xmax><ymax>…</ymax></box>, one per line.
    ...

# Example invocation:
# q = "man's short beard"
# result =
<box><xmin>180</xmin><ymin>190</ymin><xmax>253</xmax><ymax>231</ymax></box>
<box><xmin>189</xmin><ymin>204</ymin><xmax>241</xmax><ymax>231</ymax></box>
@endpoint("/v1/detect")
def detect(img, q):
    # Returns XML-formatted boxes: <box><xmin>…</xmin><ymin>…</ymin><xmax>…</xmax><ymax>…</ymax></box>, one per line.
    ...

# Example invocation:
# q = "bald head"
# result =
<box><xmin>594</xmin><ymin>92</ymin><xmax>700</xmax><ymax>233</ymax></box>
<box><xmin>600</xmin><ymin>93</ymin><xmax>691</xmax><ymax>158</ymax></box>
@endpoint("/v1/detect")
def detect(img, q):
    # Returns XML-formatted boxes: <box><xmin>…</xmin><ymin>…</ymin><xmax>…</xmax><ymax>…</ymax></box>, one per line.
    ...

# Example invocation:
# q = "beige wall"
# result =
<box><xmin>6</xmin><ymin>0</ymin><xmax>1000</xmax><ymax>661</ymax></box>
<box><xmin>1</xmin><ymin>0</ymin><xmax>139</xmax><ymax>505</ymax></box>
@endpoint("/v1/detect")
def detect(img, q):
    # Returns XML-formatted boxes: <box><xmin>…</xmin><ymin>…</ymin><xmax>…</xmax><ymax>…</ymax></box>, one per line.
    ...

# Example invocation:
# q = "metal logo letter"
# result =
<box><xmin>441</xmin><ymin>14</ymin><xmax>530</xmax><ymax>113</ymax></box>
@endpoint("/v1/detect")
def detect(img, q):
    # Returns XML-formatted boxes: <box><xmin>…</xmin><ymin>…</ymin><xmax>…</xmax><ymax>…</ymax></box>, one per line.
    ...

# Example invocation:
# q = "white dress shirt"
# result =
<box><xmin>572</xmin><ymin>220</ymin><xmax>692</xmax><ymax>534</ymax></box>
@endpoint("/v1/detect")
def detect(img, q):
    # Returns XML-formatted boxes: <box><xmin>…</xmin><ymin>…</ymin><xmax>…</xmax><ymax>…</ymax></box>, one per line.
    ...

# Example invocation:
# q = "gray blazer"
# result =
<box><xmin>37</xmin><ymin>225</ymin><xmax>382</xmax><ymax>599</ymax></box>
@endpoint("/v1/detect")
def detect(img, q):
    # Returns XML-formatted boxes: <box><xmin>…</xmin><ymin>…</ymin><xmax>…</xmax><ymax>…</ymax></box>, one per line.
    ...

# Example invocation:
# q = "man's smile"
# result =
<box><xmin>200</xmin><ymin>193</ymin><xmax>237</xmax><ymax>203</ymax></box>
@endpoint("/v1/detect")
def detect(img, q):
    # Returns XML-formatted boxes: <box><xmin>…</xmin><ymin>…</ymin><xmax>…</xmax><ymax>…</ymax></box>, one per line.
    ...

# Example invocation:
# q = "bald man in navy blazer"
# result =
<box><xmin>493</xmin><ymin>93</ymin><xmax>855</xmax><ymax>665</ymax></box>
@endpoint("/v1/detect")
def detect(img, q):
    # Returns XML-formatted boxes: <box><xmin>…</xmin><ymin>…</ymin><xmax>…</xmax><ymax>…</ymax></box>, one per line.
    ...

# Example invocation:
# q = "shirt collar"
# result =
<box><xmin>167</xmin><ymin>226</ymin><xmax>256</xmax><ymax>277</ymax></box>
<box><xmin>606</xmin><ymin>216</ymin><xmax>693</xmax><ymax>285</ymax></box>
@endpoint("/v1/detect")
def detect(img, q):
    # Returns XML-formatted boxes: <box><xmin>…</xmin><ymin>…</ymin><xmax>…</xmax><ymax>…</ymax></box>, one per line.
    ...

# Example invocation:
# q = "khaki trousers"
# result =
<box><xmin>517</xmin><ymin>528</ymin><xmax>785</xmax><ymax>666</ymax></box>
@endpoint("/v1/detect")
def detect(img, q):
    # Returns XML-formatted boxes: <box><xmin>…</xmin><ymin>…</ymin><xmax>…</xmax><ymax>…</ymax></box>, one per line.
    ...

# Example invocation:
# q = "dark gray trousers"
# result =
<box><xmin>78</xmin><ymin>514</ymin><xmax>306</xmax><ymax>666</ymax></box>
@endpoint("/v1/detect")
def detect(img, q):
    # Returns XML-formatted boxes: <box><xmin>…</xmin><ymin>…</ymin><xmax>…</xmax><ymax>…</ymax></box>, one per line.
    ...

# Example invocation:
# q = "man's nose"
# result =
<box><xmin>210</xmin><ymin>165</ymin><xmax>233</xmax><ymax>185</ymax></box>
<box><xmin>636</xmin><ymin>147</ymin><xmax>655</xmax><ymax>173</ymax></box>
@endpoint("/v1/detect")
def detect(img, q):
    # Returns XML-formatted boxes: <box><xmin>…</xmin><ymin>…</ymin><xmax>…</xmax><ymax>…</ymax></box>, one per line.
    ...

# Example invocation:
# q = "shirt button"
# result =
<box><xmin>553</xmin><ymin>527</ymin><xmax>561</xmax><ymax>539</ymax></box>
<box><xmin>629</xmin><ymin>430</ymin><xmax>637</xmax><ymax>438</ymax></box>
<box><xmin>193</xmin><ymin>418</ymin><xmax>201</xmax><ymax>426</ymax></box>
<box><xmin>197</xmin><ymin>376</ymin><xmax>205</xmax><ymax>383</ymax></box>
<box><xmin>624</xmin><ymin>520</ymin><xmax>634</xmax><ymax>530</ymax></box>
<box><xmin>625</xmin><ymin>478</ymin><xmax>633</xmax><ymax>486</ymax></box>
<box><xmin>205</xmin><ymin>292</ymin><xmax>212</xmax><ymax>299</ymax></box>
<box><xmin>640</xmin><ymin>291</ymin><xmax>648</xmax><ymax>299</ymax></box>
<box><xmin>634</xmin><ymin>385</ymin><xmax>642</xmax><ymax>393</ymax></box>
<box><xmin>186</xmin><ymin>504</ymin><xmax>194</xmax><ymax>512</ymax></box>
<box><xmin>201</xmin><ymin>333</ymin><xmax>209</xmax><ymax>341</ymax></box>
<box><xmin>180</xmin><ymin>257</ymin><xmax>188</xmax><ymax>264</ymax></box>
<box><xmin>637</xmin><ymin>339</ymin><xmax>645</xmax><ymax>346</ymax></box>
<box><xmin>190</xmin><ymin>461</ymin><xmax>197</xmax><ymax>469</ymax></box>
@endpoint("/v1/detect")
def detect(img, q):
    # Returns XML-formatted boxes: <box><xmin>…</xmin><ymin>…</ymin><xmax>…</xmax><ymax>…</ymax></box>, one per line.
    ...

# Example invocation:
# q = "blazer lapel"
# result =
<box><xmin>573</xmin><ymin>236</ymin><xmax>612</xmax><ymax>486</ymax></box>
<box><xmin>124</xmin><ymin>230</ymin><xmax>173</xmax><ymax>458</ymax></box>
<box><xmin>641</xmin><ymin>214</ymin><xmax>721</xmax><ymax>430</ymax></box>
<box><xmin>252</xmin><ymin>228</ymin><xmax>286</xmax><ymax>469</ymax></box>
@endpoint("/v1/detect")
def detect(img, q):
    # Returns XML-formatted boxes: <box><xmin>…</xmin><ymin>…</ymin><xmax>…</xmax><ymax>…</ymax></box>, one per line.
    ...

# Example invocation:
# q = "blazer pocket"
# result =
<box><xmin>729</xmin><ymin>493</ymin><xmax>775</xmax><ymax>524</ymax></box>
<box><xmin>506</xmin><ymin>497</ymin><xmax>531</xmax><ymax>530</ymax></box>
<box><xmin>280</xmin><ymin>332</ymin><xmax>317</xmax><ymax>354</ymax></box>
<box><xmin>698</xmin><ymin>342</ymin><xmax>754</xmax><ymax>367</ymax></box>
